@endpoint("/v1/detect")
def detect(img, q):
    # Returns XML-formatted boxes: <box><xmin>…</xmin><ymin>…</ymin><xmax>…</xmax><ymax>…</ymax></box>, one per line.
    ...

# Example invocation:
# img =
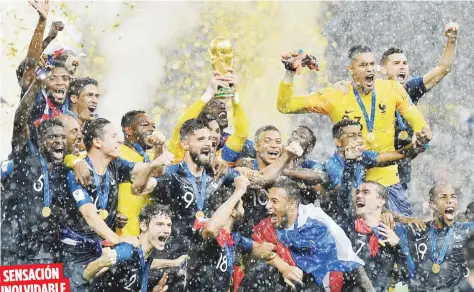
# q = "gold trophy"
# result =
<box><xmin>208</xmin><ymin>37</ymin><xmax>235</xmax><ymax>98</ymax></box>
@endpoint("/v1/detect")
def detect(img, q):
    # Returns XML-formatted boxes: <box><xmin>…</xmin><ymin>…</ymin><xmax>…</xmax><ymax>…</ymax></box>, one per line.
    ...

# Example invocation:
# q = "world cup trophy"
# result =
<box><xmin>208</xmin><ymin>37</ymin><xmax>235</xmax><ymax>98</ymax></box>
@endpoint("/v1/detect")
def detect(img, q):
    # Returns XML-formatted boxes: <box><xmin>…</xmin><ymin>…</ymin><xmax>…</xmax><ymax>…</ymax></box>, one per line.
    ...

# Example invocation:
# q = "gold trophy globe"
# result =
<box><xmin>208</xmin><ymin>37</ymin><xmax>235</xmax><ymax>98</ymax></box>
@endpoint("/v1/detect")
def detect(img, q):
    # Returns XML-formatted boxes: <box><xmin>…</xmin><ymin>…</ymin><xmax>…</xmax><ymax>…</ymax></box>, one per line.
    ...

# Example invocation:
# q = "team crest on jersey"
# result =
<box><xmin>378</xmin><ymin>103</ymin><xmax>387</xmax><ymax>114</ymax></box>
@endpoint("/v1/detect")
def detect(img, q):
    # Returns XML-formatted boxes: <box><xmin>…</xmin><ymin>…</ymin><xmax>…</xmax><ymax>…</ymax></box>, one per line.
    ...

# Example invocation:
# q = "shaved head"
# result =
<box><xmin>57</xmin><ymin>114</ymin><xmax>83</xmax><ymax>155</ymax></box>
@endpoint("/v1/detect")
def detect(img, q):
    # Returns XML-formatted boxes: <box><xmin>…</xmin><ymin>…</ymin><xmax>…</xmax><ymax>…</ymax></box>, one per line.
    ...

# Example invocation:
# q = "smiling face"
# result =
<box><xmin>71</xmin><ymin>84</ymin><xmax>100</xmax><ymax>124</ymax></box>
<box><xmin>348</xmin><ymin>52</ymin><xmax>377</xmax><ymax>93</ymax></box>
<box><xmin>182</xmin><ymin>127</ymin><xmax>213</xmax><ymax>168</ymax></box>
<box><xmin>355</xmin><ymin>183</ymin><xmax>385</xmax><ymax>218</ymax></box>
<box><xmin>382</xmin><ymin>53</ymin><xmax>409</xmax><ymax>86</ymax></box>
<box><xmin>58</xmin><ymin>115</ymin><xmax>83</xmax><ymax>156</ymax></box>
<box><xmin>266</xmin><ymin>187</ymin><xmax>295</xmax><ymax>229</ymax></box>
<box><xmin>44</xmin><ymin>67</ymin><xmax>70</xmax><ymax>106</ymax></box>
<box><xmin>202</xmin><ymin>99</ymin><xmax>228</xmax><ymax>129</ymax></box>
<box><xmin>128</xmin><ymin>113</ymin><xmax>156</xmax><ymax>149</ymax></box>
<box><xmin>256</xmin><ymin>130</ymin><xmax>283</xmax><ymax>165</ymax></box>
<box><xmin>430</xmin><ymin>185</ymin><xmax>458</xmax><ymax>226</ymax></box>
<box><xmin>39</xmin><ymin>125</ymin><xmax>66</xmax><ymax>165</ymax></box>
<box><xmin>141</xmin><ymin>214</ymin><xmax>172</xmax><ymax>250</ymax></box>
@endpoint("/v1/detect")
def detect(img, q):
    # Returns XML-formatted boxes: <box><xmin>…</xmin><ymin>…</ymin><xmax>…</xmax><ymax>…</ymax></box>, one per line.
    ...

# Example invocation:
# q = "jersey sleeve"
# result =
<box><xmin>361</xmin><ymin>150</ymin><xmax>379</xmax><ymax>168</ymax></box>
<box><xmin>63</xmin><ymin>152</ymin><xmax>87</xmax><ymax>169</ymax></box>
<box><xmin>221</xmin><ymin>169</ymin><xmax>240</xmax><ymax>186</ymax></box>
<box><xmin>115</xmin><ymin>158</ymin><xmax>136</xmax><ymax>183</ymax></box>
<box><xmin>393</xmin><ymin>81</ymin><xmax>429</xmax><ymax>132</ymax></box>
<box><xmin>67</xmin><ymin>170</ymin><xmax>93</xmax><ymax>207</ymax></box>
<box><xmin>169</xmin><ymin>100</ymin><xmax>207</xmax><ymax>162</ymax></box>
<box><xmin>277</xmin><ymin>81</ymin><xmax>335</xmax><ymax>115</ymax></box>
<box><xmin>323</xmin><ymin>157</ymin><xmax>342</xmax><ymax>190</ymax></box>
<box><xmin>405</xmin><ymin>77</ymin><xmax>428</xmax><ymax>104</ymax></box>
<box><xmin>221</xmin><ymin>102</ymin><xmax>249</xmax><ymax>163</ymax></box>
<box><xmin>151</xmin><ymin>174</ymin><xmax>174</xmax><ymax>205</ymax></box>
<box><xmin>114</xmin><ymin>243</ymin><xmax>135</xmax><ymax>264</ymax></box>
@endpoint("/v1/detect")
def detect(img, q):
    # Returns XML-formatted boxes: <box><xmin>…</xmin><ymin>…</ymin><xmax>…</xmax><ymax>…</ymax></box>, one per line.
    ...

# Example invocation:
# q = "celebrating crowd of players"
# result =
<box><xmin>2</xmin><ymin>1</ymin><xmax>473</xmax><ymax>292</ymax></box>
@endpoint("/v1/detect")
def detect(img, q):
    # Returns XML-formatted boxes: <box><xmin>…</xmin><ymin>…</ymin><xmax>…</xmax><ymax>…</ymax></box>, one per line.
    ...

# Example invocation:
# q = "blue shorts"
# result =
<box><xmin>386</xmin><ymin>183</ymin><xmax>412</xmax><ymax>216</ymax></box>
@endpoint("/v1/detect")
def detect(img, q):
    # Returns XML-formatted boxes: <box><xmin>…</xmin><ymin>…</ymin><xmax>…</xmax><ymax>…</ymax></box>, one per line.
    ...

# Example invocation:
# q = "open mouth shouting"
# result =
<box><xmin>88</xmin><ymin>104</ymin><xmax>98</xmax><ymax>119</ymax></box>
<box><xmin>52</xmin><ymin>88</ymin><xmax>67</xmax><ymax>103</ymax></box>
<box><xmin>51</xmin><ymin>144</ymin><xmax>65</xmax><ymax>162</ymax></box>
<box><xmin>154</xmin><ymin>233</ymin><xmax>170</xmax><ymax>250</ymax></box>
<box><xmin>444</xmin><ymin>207</ymin><xmax>456</xmax><ymax>220</ymax></box>
<box><xmin>268</xmin><ymin>210</ymin><xmax>278</xmax><ymax>225</ymax></box>
<box><xmin>396</xmin><ymin>71</ymin><xmax>407</xmax><ymax>84</ymax></box>
<box><xmin>218</xmin><ymin>111</ymin><xmax>227</xmax><ymax>120</ymax></box>
<box><xmin>266</xmin><ymin>149</ymin><xmax>280</xmax><ymax>160</ymax></box>
<box><xmin>364</xmin><ymin>74</ymin><xmax>375</xmax><ymax>89</ymax></box>
<box><xmin>355</xmin><ymin>199</ymin><xmax>366</xmax><ymax>209</ymax></box>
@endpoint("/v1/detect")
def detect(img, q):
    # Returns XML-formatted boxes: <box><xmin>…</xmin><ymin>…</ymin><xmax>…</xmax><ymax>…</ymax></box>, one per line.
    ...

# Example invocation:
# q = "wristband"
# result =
<box><xmin>201</xmin><ymin>87</ymin><xmax>215</xmax><ymax>103</ymax></box>
<box><xmin>232</xmin><ymin>92</ymin><xmax>240</xmax><ymax>104</ymax></box>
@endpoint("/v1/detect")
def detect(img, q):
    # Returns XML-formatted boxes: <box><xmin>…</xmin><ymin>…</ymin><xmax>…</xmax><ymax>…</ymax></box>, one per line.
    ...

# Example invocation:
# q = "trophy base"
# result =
<box><xmin>215</xmin><ymin>87</ymin><xmax>234</xmax><ymax>99</ymax></box>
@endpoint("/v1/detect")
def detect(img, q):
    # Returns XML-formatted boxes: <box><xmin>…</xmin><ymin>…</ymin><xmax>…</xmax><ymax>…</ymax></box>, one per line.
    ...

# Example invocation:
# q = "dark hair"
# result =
<box><xmin>429</xmin><ymin>184</ymin><xmax>454</xmax><ymax>201</ymax></box>
<box><xmin>121</xmin><ymin>110</ymin><xmax>146</xmax><ymax>134</ymax></box>
<box><xmin>381</xmin><ymin>47</ymin><xmax>404</xmax><ymax>64</ymax></box>
<box><xmin>254</xmin><ymin>125</ymin><xmax>280</xmax><ymax>142</ymax></box>
<box><xmin>37</xmin><ymin>118</ymin><xmax>64</xmax><ymax>141</ymax></box>
<box><xmin>332</xmin><ymin>119</ymin><xmax>359</xmax><ymax>139</ymax></box>
<box><xmin>179</xmin><ymin>118</ymin><xmax>209</xmax><ymax>141</ymax></box>
<box><xmin>138</xmin><ymin>202</ymin><xmax>172</xmax><ymax>227</ymax></box>
<box><xmin>348</xmin><ymin>45</ymin><xmax>372</xmax><ymax>61</ymax></box>
<box><xmin>68</xmin><ymin>77</ymin><xmax>99</xmax><ymax>97</ymax></box>
<box><xmin>207</xmin><ymin>187</ymin><xmax>237</xmax><ymax>214</ymax></box>
<box><xmin>297</xmin><ymin>125</ymin><xmax>316</xmax><ymax>148</ymax></box>
<box><xmin>199</xmin><ymin>113</ymin><xmax>217</xmax><ymax>126</ymax></box>
<box><xmin>272</xmin><ymin>177</ymin><xmax>305</xmax><ymax>203</ymax></box>
<box><xmin>363</xmin><ymin>181</ymin><xmax>388</xmax><ymax>200</ymax></box>
<box><xmin>82</xmin><ymin>118</ymin><xmax>111</xmax><ymax>151</ymax></box>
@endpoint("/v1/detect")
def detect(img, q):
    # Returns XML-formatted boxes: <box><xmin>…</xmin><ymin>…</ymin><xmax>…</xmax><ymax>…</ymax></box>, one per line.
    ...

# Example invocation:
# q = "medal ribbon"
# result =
<box><xmin>429</xmin><ymin>222</ymin><xmax>453</xmax><ymax>265</ymax></box>
<box><xmin>352</xmin><ymin>85</ymin><xmax>376</xmax><ymax>133</ymax></box>
<box><xmin>335</xmin><ymin>153</ymin><xmax>362</xmax><ymax>186</ymax></box>
<box><xmin>180</xmin><ymin>162</ymin><xmax>207</xmax><ymax>211</ymax></box>
<box><xmin>39</xmin><ymin>155</ymin><xmax>53</xmax><ymax>208</ymax></box>
<box><xmin>85</xmin><ymin>156</ymin><xmax>110</xmax><ymax>211</ymax></box>
<box><xmin>133</xmin><ymin>143</ymin><xmax>151</xmax><ymax>163</ymax></box>
<box><xmin>138</xmin><ymin>247</ymin><xmax>153</xmax><ymax>292</ymax></box>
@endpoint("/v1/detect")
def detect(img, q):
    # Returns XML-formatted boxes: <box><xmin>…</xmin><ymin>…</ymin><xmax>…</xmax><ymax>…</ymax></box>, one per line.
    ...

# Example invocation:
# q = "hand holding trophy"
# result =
<box><xmin>281</xmin><ymin>50</ymin><xmax>319</xmax><ymax>75</ymax></box>
<box><xmin>208</xmin><ymin>37</ymin><xmax>235</xmax><ymax>99</ymax></box>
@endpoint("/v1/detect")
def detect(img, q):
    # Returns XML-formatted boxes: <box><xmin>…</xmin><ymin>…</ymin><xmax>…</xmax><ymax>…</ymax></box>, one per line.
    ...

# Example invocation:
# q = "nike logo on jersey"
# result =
<box><xmin>344</xmin><ymin>110</ymin><xmax>355</xmax><ymax>114</ymax></box>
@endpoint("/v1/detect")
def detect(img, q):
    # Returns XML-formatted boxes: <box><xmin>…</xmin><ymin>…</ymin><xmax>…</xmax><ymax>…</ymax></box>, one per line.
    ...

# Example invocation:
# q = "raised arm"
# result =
<box><xmin>423</xmin><ymin>22</ymin><xmax>459</xmax><ymax>90</ymax></box>
<box><xmin>374</xmin><ymin>142</ymin><xmax>423</xmax><ymax>167</ymax></box>
<box><xmin>130</xmin><ymin>151</ymin><xmax>174</xmax><ymax>195</ymax></box>
<box><xmin>202</xmin><ymin>176</ymin><xmax>249</xmax><ymax>240</ymax></box>
<box><xmin>20</xmin><ymin>0</ymin><xmax>49</xmax><ymax>92</ymax></box>
<box><xmin>83</xmin><ymin>247</ymin><xmax>117</xmax><ymax>281</ymax></box>
<box><xmin>282</xmin><ymin>167</ymin><xmax>328</xmax><ymax>185</ymax></box>
<box><xmin>277</xmin><ymin>70</ymin><xmax>335</xmax><ymax>114</ymax></box>
<box><xmin>12</xmin><ymin>78</ymin><xmax>40</xmax><ymax>152</ymax></box>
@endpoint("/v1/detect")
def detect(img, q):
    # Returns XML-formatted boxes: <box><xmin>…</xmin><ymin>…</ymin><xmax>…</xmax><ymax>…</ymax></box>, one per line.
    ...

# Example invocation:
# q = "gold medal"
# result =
<box><xmin>398</xmin><ymin>131</ymin><xmax>409</xmax><ymax>140</ymax></box>
<box><xmin>42</xmin><ymin>206</ymin><xmax>51</xmax><ymax>218</ymax></box>
<box><xmin>195</xmin><ymin>211</ymin><xmax>205</xmax><ymax>218</ymax></box>
<box><xmin>98</xmin><ymin>209</ymin><xmax>109</xmax><ymax>220</ymax></box>
<box><xmin>432</xmin><ymin>263</ymin><xmax>441</xmax><ymax>274</ymax></box>
<box><xmin>366</xmin><ymin>132</ymin><xmax>375</xmax><ymax>142</ymax></box>
<box><xmin>378</xmin><ymin>239</ymin><xmax>386</xmax><ymax>247</ymax></box>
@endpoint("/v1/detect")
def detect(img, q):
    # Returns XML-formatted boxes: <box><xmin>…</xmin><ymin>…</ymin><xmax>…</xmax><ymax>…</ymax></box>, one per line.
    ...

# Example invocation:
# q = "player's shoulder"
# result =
<box><xmin>314</xmin><ymin>86</ymin><xmax>344</xmax><ymax>99</ymax></box>
<box><xmin>376</xmin><ymin>79</ymin><xmax>409</xmax><ymax>98</ymax></box>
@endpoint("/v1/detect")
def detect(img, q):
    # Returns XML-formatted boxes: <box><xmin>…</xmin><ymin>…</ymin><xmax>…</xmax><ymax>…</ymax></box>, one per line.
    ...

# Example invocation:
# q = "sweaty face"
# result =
<box><xmin>289</xmin><ymin>127</ymin><xmax>314</xmax><ymax>156</ymax></box>
<box><xmin>59</xmin><ymin>115</ymin><xmax>83</xmax><ymax>156</ymax></box>
<box><xmin>202</xmin><ymin>99</ymin><xmax>228</xmax><ymax>129</ymax></box>
<box><xmin>39</xmin><ymin>125</ymin><xmax>66</xmax><ymax>165</ymax></box>
<box><xmin>355</xmin><ymin>183</ymin><xmax>384</xmax><ymax>217</ymax></box>
<box><xmin>208</xmin><ymin>120</ymin><xmax>222</xmax><ymax>155</ymax></box>
<box><xmin>130</xmin><ymin>113</ymin><xmax>156</xmax><ymax>149</ymax></box>
<box><xmin>44</xmin><ymin>67</ymin><xmax>70</xmax><ymax>106</ymax></box>
<box><xmin>186</xmin><ymin>128</ymin><xmax>213</xmax><ymax>167</ymax></box>
<box><xmin>430</xmin><ymin>185</ymin><xmax>458</xmax><ymax>225</ymax></box>
<box><xmin>349</xmin><ymin>52</ymin><xmax>376</xmax><ymax>93</ymax></box>
<box><xmin>97</xmin><ymin>123</ymin><xmax>123</xmax><ymax>159</ymax></box>
<box><xmin>266</xmin><ymin>187</ymin><xmax>293</xmax><ymax>229</ymax></box>
<box><xmin>145</xmin><ymin>214</ymin><xmax>172</xmax><ymax>251</ymax></box>
<box><xmin>256</xmin><ymin>130</ymin><xmax>283</xmax><ymax>165</ymax></box>
<box><xmin>337</xmin><ymin>125</ymin><xmax>364</xmax><ymax>148</ymax></box>
<box><xmin>75</xmin><ymin>84</ymin><xmax>100</xmax><ymax>123</ymax></box>
<box><xmin>383</xmin><ymin>53</ymin><xmax>409</xmax><ymax>86</ymax></box>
